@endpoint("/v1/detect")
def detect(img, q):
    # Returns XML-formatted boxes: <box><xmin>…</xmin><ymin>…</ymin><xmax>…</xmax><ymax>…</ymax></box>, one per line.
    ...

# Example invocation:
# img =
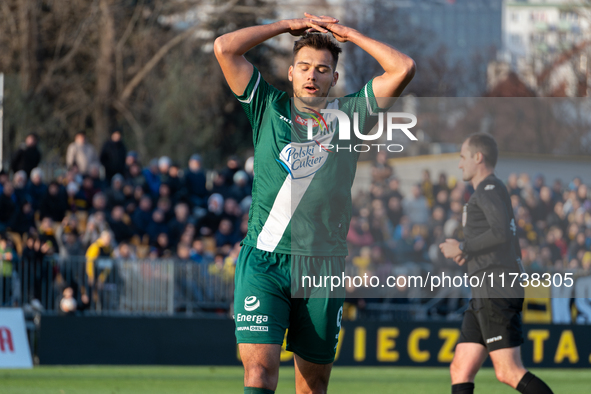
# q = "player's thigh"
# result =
<box><xmin>294</xmin><ymin>353</ymin><xmax>333</xmax><ymax>394</ymax></box>
<box><xmin>239</xmin><ymin>343</ymin><xmax>282</xmax><ymax>389</ymax></box>
<box><xmin>234</xmin><ymin>245</ymin><xmax>291</xmax><ymax>346</ymax></box>
<box><xmin>287</xmin><ymin>296</ymin><xmax>344</xmax><ymax>364</ymax></box>
<box><xmin>450</xmin><ymin>342</ymin><xmax>488</xmax><ymax>384</ymax></box>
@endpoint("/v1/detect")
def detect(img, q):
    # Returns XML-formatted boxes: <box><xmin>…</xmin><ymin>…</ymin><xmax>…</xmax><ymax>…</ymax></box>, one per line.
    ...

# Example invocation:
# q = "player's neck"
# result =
<box><xmin>293</xmin><ymin>97</ymin><xmax>329</xmax><ymax>113</ymax></box>
<box><xmin>471</xmin><ymin>168</ymin><xmax>494</xmax><ymax>189</ymax></box>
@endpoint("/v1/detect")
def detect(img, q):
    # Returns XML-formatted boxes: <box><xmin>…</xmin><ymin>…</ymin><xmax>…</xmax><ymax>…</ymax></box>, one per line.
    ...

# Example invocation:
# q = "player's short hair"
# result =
<box><xmin>293</xmin><ymin>33</ymin><xmax>342</xmax><ymax>69</ymax></box>
<box><xmin>466</xmin><ymin>133</ymin><xmax>498</xmax><ymax>168</ymax></box>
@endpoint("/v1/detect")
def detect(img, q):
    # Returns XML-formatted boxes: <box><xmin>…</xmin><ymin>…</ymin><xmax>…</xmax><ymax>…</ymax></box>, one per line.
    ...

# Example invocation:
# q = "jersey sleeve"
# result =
<box><xmin>463</xmin><ymin>184</ymin><xmax>510</xmax><ymax>254</ymax></box>
<box><xmin>234</xmin><ymin>67</ymin><xmax>284</xmax><ymax>144</ymax></box>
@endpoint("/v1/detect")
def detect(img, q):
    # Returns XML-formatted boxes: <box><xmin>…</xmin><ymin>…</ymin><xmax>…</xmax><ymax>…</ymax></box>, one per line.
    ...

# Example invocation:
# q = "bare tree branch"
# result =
<box><xmin>113</xmin><ymin>99</ymin><xmax>147</xmax><ymax>159</ymax></box>
<box><xmin>35</xmin><ymin>0</ymin><xmax>99</xmax><ymax>94</ymax></box>
<box><xmin>118</xmin><ymin>23</ymin><xmax>201</xmax><ymax>103</ymax></box>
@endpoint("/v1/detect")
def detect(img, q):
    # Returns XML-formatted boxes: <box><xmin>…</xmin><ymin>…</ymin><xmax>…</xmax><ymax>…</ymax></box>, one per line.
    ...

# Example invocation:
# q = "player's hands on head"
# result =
<box><xmin>287</xmin><ymin>14</ymin><xmax>338</xmax><ymax>36</ymax></box>
<box><xmin>303</xmin><ymin>12</ymin><xmax>353</xmax><ymax>42</ymax></box>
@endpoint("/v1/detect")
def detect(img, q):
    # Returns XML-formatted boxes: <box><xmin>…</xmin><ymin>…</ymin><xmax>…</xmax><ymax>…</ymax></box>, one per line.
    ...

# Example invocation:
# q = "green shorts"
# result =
<box><xmin>234</xmin><ymin>244</ymin><xmax>345</xmax><ymax>364</ymax></box>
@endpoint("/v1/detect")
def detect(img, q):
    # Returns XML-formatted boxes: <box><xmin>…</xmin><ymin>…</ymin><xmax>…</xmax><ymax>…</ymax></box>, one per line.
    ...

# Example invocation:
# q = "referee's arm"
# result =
<box><xmin>463</xmin><ymin>189</ymin><xmax>510</xmax><ymax>254</ymax></box>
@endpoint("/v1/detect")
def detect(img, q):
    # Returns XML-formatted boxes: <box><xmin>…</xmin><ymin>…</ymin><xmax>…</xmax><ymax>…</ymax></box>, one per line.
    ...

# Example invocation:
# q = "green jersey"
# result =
<box><xmin>235</xmin><ymin>67</ymin><xmax>382</xmax><ymax>256</ymax></box>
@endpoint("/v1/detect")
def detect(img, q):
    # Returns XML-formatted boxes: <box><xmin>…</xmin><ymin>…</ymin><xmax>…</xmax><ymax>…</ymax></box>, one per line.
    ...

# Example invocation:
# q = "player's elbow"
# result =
<box><xmin>385</xmin><ymin>57</ymin><xmax>415</xmax><ymax>86</ymax></box>
<box><xmin>213</xmin><ymin>35</ymin><xmax>230</xmax><ymax>59</ymax></box>
<box><xmin>402</xmin><ymin>57</ymin><xmax>416</xmax><ymax>81</ymax></box>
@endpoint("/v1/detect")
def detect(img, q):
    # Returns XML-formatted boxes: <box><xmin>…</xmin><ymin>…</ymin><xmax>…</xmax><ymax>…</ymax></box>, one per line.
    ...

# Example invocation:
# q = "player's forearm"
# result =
<box><xmin>347</xmin><ymin>30</ymin><xmax>415</xmax><ymax>80</ymax></box>
<box><xmin>214</xmin><ymin>20</ymin><xmax>291</xmax><ymax>58</ymax></box>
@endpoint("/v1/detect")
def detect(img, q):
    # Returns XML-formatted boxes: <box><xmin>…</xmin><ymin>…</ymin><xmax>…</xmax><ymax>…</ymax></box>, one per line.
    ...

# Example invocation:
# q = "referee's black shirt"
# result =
<box><xmin>462</xmin><ymin>174</ymin><xmax>523</xmax><ymax>278</ymax></box>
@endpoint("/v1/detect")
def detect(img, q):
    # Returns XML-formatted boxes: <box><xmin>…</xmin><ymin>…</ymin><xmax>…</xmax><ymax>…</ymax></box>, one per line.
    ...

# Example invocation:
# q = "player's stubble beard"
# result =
<box><xmin>293</xmin><ymin>81</ymin><xmax>333</xmax><ymax>110</ymax></box>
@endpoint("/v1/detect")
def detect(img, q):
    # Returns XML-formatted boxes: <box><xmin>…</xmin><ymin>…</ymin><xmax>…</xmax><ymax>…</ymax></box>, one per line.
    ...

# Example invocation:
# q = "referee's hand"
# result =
<box><xmin>454</xmin><ymin>254</ymin><xmax>467</xmax><ymax>266</ymax></box>
<box><xmin>439</xmin><ymin>238</ymin><xmax>464</xmax><ymax>264</ymax></box>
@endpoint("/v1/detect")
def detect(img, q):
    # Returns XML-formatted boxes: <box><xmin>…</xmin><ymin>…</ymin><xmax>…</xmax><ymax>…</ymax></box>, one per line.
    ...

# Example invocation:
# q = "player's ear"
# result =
<box><xmin>332</xmin><ymin>71</ymin><xmax>339</xmax><ymax>87</ymax></box>
<box><xmin>288</xmin><ymin>65</ymin><xmax>293</xmax><ymax>82</ymax></box>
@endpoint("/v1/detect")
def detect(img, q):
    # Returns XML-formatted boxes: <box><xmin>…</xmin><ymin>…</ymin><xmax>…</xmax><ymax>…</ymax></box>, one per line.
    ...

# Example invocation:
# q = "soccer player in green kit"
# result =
<box><xmin>214</xmin><ymin>13</ymin><xmax>415</xmax><ymax>394</ymax></box>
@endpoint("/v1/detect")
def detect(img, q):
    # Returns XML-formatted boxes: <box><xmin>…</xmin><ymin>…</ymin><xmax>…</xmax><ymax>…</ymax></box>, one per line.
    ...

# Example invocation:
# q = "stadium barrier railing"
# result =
<box><xmin>0</xmin><ymin>256</ymin><xmax>234</xmax><ymax>316</ymax></box>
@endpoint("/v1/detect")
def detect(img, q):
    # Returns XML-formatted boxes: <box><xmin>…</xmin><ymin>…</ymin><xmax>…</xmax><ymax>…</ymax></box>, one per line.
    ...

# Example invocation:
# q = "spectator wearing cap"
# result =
<box><xmin>185</xmin><ymin>154</ymin><xmax>208</xmax><ymax>209</ymax></box>
<box><xmin>100</xmin><ymin>129</ymin><xmax>127</xmax><ymax>182</ymax></box>
<box><xmin>66</xmin><ymin>131</ymin><xmax>99</xmax><ymax>175</ymax></box>
<box><xmin>11</xmin><ymin>133</ymin><xmax>41</xmax><ymax>178</ymax></box>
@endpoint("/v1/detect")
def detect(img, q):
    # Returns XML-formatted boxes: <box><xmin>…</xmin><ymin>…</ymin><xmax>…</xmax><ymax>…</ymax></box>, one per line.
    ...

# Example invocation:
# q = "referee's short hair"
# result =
<box><xmin>466</xmin><ymin>133</ymin><xmax>498</xmax><ymax>169</ymax></box>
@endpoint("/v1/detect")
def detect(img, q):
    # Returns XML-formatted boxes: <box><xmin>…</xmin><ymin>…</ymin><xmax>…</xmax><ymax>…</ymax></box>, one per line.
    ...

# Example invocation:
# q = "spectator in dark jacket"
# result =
<box><xmin>108</xmin><ymin>206</ymin><xmax>134</xmax><ymax>243</ymax></box>
<box><xmin>100</xmin><ymin>129</ymin><xmax>127</xmax><ymax>182</ymax></box>
<box><xmin>0</xmin><ymin>183</ymin><xmax>17</xmax><ymax>232</ymax></box>
<box><xmin>11</xmin><ymin>133</ymin><xmax>41</xmax><ymax>177</ymax></box>
<box><xmin>10</xmin><ymin>201</ymin><xmax>36</xmax><ymax>235</ymax></box>
<box><xmin>167</xmin><ymin>164</ymin><xmax>184</xmax><ymax>201</ymax></box>
<box><xmin>143</xmin><ymin>159</ymin><xmax>161</xmax><ymax>197</ymax></box>
<box><xmin>146</xmin><ymin>210</ymin><xmax>169</xmax><ymax>244</ymax></box>
<box><xmin>132</xmin><ymin>196</ymin><xmax>153</xmax><ymax>236</ymax></box>
<box><xmin>26</xmin><ymin>168</ymin><xmax>47</xmax><ymax>212</ymax></box>
<box><xmin>185</xmin><ymin>154</ymin><xmax>208</xmax><ymax>208</ymax></box>
<box><xmin>13</xmin><ymin>170</ymin><xmax>29</xmax><ymax>206</ymax></box>
<box><xmin>105</xmin><ymin>174</ymin><xmax>126</xmax><ymax>209</ymax></box>
<box><xmin>40</xmin><ymin>181</ymin><xmax>68</xmax><ymax>222</ymax></box>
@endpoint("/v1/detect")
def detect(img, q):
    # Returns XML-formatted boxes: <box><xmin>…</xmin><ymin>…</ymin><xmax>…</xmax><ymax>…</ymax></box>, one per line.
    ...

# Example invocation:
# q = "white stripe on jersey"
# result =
<box><xmin>237</xmin><ymin>72</ymin><xmax>261</xmax><ymax>104</ymax></box>
<box><xmin>256</xmin><ymin>175</ymin><xmax>314</xmax><ymax>252</ymax></box>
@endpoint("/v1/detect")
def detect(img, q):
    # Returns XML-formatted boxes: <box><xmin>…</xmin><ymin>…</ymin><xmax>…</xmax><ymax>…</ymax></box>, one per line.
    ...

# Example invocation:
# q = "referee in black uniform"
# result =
<box><xmin>439</xmin><ymin>133</ymin><xmax>553</xmax><ymax>394</ymax></box>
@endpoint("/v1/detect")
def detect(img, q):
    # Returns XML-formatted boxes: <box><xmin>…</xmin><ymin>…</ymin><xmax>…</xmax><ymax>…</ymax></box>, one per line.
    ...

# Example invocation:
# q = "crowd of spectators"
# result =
<box><xmin>0</xmin><ymin>130</ymin><xmax>253</xmax><ymax>313</ymax></box>
<box><xmin>1</xmin><ymin>134</ymin><xmax>590</xmax><ymax>319</ymax></box>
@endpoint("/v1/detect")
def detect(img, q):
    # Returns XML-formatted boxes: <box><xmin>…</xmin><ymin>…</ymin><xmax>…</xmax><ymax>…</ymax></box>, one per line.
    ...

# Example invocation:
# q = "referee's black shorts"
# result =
<box><xmin>458</xmin><ymin>296</ymin><xmax>524</xmax><ymax>352</ymax></box>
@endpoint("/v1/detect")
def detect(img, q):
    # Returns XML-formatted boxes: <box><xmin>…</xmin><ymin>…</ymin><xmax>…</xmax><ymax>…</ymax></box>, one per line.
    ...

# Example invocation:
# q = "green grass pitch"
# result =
<box><xmin>0</xmin><ymin>366</ymin><xmax>587</xmax><ymax>393</ymax></box>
